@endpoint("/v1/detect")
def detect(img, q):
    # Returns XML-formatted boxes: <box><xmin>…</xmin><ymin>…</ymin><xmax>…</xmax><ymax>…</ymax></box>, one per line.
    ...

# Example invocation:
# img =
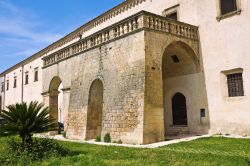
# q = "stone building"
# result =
<box><xmin>0</xmin><ymin>0</ymin><xmax>250</xmax><ymax>144</ymax></box>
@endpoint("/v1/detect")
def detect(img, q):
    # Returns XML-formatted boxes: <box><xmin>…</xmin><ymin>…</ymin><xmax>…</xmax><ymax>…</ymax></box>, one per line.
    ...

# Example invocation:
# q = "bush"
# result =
<box><xmin>117</xmin><ymin>139</ymin><xmax>123</xmax><ymax>144</ymax></box>
<box><xmin>62</xmin><ymin>132</ymin><xmax>67</xmax><ymax>138</ymax></box>
<box><xmin>104</xmin><ymin>133</ymin><xmax>111</xmax><ymax>143</ymax></box>
<box><xmin>96</xmin><ymin>136</ymin><xmax>101</xmax><ymax>142</ymax></box>
<box><xmin>0</xmin><ymin>137</ymin><xmax>70</xmax><ymax>165</ymax></box>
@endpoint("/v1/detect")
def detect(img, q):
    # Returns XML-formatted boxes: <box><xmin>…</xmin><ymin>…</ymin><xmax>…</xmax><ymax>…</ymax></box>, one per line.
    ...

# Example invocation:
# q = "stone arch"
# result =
<box><xmin>162</xmin><ymin>41</ymin><xmax>200</xmax><ymax>79</ymax></box>
<box><xmin>86</xmin><ymin>79</ymin><xmax>104</xmax><ymax>140</ymax></box>
<box><xmin>49</xmin><ymin>76</ymin><xmax>63</xmax><ymax>132</ymax></box>
<box><xmin>162</xmin><ymin>40</ymin><xmax>202</xmax><ymax>136</ymax></box>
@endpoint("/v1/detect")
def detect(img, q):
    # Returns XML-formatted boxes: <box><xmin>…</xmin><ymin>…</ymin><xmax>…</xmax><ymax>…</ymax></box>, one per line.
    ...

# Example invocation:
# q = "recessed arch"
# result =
<box><xmin>49</xmin><ymin>76</ymin><xmax>64</xmax><ymax>133</ymax></box>
<box><xmin>162</xmin><ymin>41</ymin><xmax>200</xmax><ymax>79</ymax></box>
<box><xmin>162</xmin><ymin>41</ymin><xmax>200</xmax><ymax>136</ymax></box>
<box><xmin>86</xmin><ymin>79</ymin><xmax>104</xmax><ymax>140</ymax></box>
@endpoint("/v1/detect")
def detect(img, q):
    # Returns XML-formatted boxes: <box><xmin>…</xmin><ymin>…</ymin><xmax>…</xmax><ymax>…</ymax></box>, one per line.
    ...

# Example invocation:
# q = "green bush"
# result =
<box><xmin>96</xmin><ymin>136</ymin><xmax>101</xmax><ymax>142</ymax></box>
<box><xmin>0</xmin><ymin>137</ymin><xmax>70</xmax><ymax>165</ymax></box>
<box><xmin>104</xmin><ymin>133</ymin><xmax>111</xmax><ymax>143</ymax></box>
<box><xmin>117</xmin><ymin>139</ymin><xmax>123</xmax><ymax>144</ymax></box>
<box><xmin>62</xmin><ymin>132</ymin><xmax>67</xmax><ymax>138</ymax></box>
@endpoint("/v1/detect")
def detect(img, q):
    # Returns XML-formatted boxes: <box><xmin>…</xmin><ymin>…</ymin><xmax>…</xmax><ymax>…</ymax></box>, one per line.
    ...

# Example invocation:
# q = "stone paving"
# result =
<box><xmin>34</xmin><ymin>134</ymin><xmax>213</xmax><ymax>148</ymax></box>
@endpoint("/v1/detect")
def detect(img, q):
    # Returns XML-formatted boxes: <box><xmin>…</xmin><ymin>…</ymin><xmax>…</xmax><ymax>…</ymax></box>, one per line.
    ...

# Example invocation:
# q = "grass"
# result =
<box><xmin>0</xmin><ymin>136</ymin><xmax>250</xmax><ymax>166</ymax></box>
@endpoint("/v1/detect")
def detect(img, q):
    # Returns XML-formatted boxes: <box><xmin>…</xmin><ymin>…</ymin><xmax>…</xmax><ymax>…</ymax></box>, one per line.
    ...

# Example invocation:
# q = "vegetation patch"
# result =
<box><xmin>0</xmin><ymin>137</ymin><xmax>72</xmax><ymax>166</ymax></box>
<box><xmin>0</xmin><ymin>136</ymin><xmax>249</xmax><ymax>165</ymax></box>
<box><xmin>104</xmin><ymin>133</ymin><xmax>111</xmax><ymax>143</ymax></box>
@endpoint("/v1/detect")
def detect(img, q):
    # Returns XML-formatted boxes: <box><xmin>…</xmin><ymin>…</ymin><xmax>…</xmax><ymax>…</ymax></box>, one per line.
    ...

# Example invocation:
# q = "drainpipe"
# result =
<box><xmin>21</xmin><ymin>64</ymin><xmax>24</xmax><ymax>102</ymax></box>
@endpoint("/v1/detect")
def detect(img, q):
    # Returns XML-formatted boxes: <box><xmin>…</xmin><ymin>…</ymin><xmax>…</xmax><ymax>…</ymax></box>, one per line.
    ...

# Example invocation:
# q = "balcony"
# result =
<box><xmin>43</xmin><ymin>11</ymin><xmax>199</xmax><ymax>68</ymax></box>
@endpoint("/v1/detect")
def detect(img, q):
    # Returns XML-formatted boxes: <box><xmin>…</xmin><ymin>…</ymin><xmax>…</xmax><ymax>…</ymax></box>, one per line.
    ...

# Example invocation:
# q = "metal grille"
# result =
<box><xmin>227</xmin><ymin>73</ymin><xmax>244</xmax><ymax>97</ymax></box>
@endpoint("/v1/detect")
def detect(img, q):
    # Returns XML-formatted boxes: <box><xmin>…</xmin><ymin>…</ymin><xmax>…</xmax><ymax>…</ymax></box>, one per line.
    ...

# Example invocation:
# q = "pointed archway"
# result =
<box><xmin>86</xmin><ymin>79</ymin><xmax>104</xmax><ymax>140</ymax></box>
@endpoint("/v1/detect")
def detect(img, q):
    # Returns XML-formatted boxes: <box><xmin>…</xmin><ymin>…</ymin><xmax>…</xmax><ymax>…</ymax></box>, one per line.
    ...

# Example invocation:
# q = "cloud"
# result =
<box><xmin>0</xmin><ymin>0</ymin><xmax>63</xmax><ymax>59</ymax></box>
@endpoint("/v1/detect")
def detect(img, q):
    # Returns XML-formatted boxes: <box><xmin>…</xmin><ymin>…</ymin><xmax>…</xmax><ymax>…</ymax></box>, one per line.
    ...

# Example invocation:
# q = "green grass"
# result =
<box><xmin>1</xmin><ymin>136</ymin><xmax>250</xmax><ymax>166</ymax></box>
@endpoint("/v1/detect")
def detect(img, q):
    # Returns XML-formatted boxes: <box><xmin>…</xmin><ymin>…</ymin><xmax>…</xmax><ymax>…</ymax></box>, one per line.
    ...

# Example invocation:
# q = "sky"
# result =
<box><xmin>0</xmin><ymin>0</ymin><xmax>123</xmax><ymax>73</ymax></box>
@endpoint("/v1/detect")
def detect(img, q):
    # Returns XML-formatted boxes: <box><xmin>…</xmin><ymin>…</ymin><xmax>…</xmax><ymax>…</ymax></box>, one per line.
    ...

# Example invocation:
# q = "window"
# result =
<box><xmin>34</xmin><ymin>68</ymin><xmax>38</xmax><ymax>82</ymax></box>
<box><xmin>171</xmin><ymin>55</ymin><xmax>180</xmax><ymax>63</ymax></box>
<box><xmin>167</xmin><ymin>12</ymin><xmax>178</xmax><ymax>20</ymax></box>
<box><xmin>25</xmin><ymin>72</ymin><xmax>29</xmax><ymax>85</ymax></box>
<box><xmin>6</xmin><ymin>80</ymin><xmax>9</xmax><ymax>91</ymax></box>
<box><xmin>13</xmin><ymin>77</ymin><xmax>17</xmax><ymax>88</ymax></box>
<box><xmin>220</xmin><ymin>0</ymin><xmax>237</xmax><ymax>15</ymax></box>
<box><xmin>227</xmin><ymin>73</ymin><xmax>244</xmax><ymax>97</ymax></box>
<box><xmin>1</xmin><ymin>83</ymin><xmax>4</xmax><ymax>92</ymax></box>
<box><xmin>217</xmin><ymin>0</ymin><xmax>241</xmax><ymax>21</ymax></box>
<box><xmin>163</xmin><ymin>4</ymin><xmax>179</xmax><ymax>21</ymax></box>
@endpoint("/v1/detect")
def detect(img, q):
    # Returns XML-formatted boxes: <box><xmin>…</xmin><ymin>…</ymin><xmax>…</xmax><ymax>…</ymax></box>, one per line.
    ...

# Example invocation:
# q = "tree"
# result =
<box><xmin>0</xmin><ymin>101</ymin><xmax>57</xmax><ymax>144</ymax></box>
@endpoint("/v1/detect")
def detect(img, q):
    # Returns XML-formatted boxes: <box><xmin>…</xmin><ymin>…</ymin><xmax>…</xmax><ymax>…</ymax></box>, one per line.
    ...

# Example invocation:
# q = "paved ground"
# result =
<box><xmin>34</xmin><ymin>134</ymin><xmax>212</xmax><ymax>148</ymax></box>
<box><xmin>34</xmin><ymin>133</ymin><xmax>250</xmax><ymax>149</ymax></box>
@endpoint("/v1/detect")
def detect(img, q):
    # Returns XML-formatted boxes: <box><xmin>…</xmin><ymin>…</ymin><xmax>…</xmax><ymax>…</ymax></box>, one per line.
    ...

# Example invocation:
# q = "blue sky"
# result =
<box><xmin>0</xmin><ymin>0</ymin><xmax>123</xmax><ymax>73</ymax></box>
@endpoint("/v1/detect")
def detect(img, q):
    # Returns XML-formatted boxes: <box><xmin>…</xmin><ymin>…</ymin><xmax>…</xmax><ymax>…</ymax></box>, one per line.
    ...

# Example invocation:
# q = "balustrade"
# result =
<box><xmin>43</xmin><ymin>11</ymin><xmax>198</xmax><ymax>67</ymax></box>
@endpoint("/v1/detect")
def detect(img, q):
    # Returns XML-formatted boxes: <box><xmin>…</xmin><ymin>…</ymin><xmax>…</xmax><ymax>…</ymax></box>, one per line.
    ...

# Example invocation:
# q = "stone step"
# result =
<box><xmin>166</xmin><ymin>126</ymin><xmax>189</xmax><ymax>136</ymax></box>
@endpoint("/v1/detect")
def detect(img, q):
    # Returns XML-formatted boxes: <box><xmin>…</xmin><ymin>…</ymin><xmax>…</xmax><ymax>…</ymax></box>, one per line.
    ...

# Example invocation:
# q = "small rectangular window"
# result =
<box><xmin>34</xmin><ymin>68</ymin><xmax>38</xmax><ymax>82</ymax></box>
<box><xmin>167</xmin><ymin>12</ymin><xmax>178</xmax><ymax>20</ymax></box>
<box><xmin>220</xmin><ymin>0</ymin><xmax>237</xmax><ymax>15</ymax></box>
<box><xmin>227</xmin><ymin>73</ymin><xmax>244</xmax><ymax>97</ymax></box>
<box><xmin>13</xmin><ymin>77</ymin><xmax>17</xmax><ymax>88</ymax></box>
<box><xmin>163</xmin><ymin>4</ymin><xmax>179</xmax><ymax>21</ymax></box>
<box><xmin>25</xmin><ymin>72</ymin><xmax>29</xmax><ymax>85</ymax></box>
<box><xmin>1</xmin><ymin>83</ymin><xmax>4</xmax><ymax>92</ymax></box>
<box><xmin>171</xmin><ymin>55</ymin><xmax>180</xmax><ymax>63</ymax></box>
<box><xmin>6</xmin><ymin>80</ymin><xmax>9</xmax><ymax>91</ymax></box>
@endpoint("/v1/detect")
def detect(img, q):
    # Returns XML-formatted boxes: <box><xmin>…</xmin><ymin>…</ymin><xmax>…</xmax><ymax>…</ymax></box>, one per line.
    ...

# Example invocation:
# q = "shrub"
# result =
<box><xmin>0</xmin><ymin>137</ymin><xmax>70</xmax><ymax>165</ymax></box>
<box><xmin>104</xmin><ymin>133</ymin><xmax>111</xmax><ymax>143</ymax></box>
<box><xmin>62</xmin><ymin>132</ymin><xmax>67</xmax><ymax>138</ymax></box>
<box><xmin>0</xmin><ymin>101</ymin><xmax>57</xmax><ymax>144</ymax></box>
<box><xmin>96</xmin><ymin>136</ymin><xmax>101</xmax><ymax>142</ymax></box>
<box><xmin>117</xmin><ymin>139</ymin><xmax>123</xmax><ymax>144</ymax></box>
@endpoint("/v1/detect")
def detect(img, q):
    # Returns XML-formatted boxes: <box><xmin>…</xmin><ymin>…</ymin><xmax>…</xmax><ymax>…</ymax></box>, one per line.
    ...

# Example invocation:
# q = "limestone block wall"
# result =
<box><xmin>143</xmin><ymin>30</ymin><xmax>209</xmax><ymax>144</ymax></box>
<box><xmin>44</xmin><ymin>31</ymin><xmax>146</xmax><ymax>144</ymax></box>
<box><xmin>42</xmin><ymin>55</ymin><xmax>77</xmax><ymax>129</ymax></box>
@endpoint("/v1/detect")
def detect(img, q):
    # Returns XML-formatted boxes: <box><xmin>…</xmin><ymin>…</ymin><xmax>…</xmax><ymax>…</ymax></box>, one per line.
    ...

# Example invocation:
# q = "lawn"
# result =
<box><xmin>0</xmin><ymin>136</ymin><xmax>250</xmax><ymax>166</ymax></box>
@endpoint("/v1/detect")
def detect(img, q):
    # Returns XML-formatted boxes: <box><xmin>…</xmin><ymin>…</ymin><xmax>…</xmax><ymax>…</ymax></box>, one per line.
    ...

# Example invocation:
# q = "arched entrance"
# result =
<box><xmin>172</xmin><ymin>93</ymin><xmax>187</xmax><ymax>125</ymax></box>
<box><xmin>162</xmin><ymin>41</ymin><xmax>200</xmax><ymax>136</ymax></box>
<box><xmin>49</xmin><ymin>76</ymin><xmax>64</xmax><ymax>133</ymax></box>
<box><xmin>86</xmin><ymin>79</ymin><xmax>104</xmax><ymax>140</ymax></box>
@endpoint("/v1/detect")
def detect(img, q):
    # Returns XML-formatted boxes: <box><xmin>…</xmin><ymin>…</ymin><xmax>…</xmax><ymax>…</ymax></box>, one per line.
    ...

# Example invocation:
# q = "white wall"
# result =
<box><xmin>2</xmin><ymin>57</ymin><xmax>43</xmax><ymax>109</ymax></box>
<box><xmin>22</xmin><ymin>58</ymin><xmax>43</xmax><ymax>104</ymax></box>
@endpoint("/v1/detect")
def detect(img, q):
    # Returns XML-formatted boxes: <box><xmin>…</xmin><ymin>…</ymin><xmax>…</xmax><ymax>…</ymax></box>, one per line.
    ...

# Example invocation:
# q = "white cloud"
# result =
<box><xmin>0</xmin><ymin>0</ymin><xmax>63</xmax><ymax>58</ymax></box>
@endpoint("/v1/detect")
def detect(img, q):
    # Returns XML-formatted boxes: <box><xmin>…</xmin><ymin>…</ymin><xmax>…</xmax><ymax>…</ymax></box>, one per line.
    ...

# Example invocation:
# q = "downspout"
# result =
<box><xmin>21</xmin><ymin>64</ymin><xmax>24</xmax><ymax>102</ymax></box>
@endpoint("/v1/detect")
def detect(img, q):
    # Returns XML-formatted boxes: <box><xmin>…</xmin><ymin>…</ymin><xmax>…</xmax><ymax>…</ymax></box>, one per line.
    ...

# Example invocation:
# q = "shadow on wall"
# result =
<box><xmin>162</xmin><ymin>41</ymin><xmax>210</xmax><ymax>136</ymax></box>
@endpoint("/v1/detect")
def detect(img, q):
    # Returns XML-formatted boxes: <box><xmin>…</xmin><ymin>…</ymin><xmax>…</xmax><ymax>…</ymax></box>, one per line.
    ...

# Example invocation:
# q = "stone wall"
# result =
<box><xmin>43</xmin><ymin>30</ymin><xmax>146</xmax><ymax>144</ymax></box>
<box><xmin>143</xmin><ymin>29</ymin><xmax>209</xmax><ymax>144</ymax></box>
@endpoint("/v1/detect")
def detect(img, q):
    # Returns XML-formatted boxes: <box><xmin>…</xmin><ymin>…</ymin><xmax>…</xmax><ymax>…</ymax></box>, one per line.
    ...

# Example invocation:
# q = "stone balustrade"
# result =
<box><xmin>43</xmin><ymin>11</ymin><xmax>199</xmax><ymax>67</ymax></box>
